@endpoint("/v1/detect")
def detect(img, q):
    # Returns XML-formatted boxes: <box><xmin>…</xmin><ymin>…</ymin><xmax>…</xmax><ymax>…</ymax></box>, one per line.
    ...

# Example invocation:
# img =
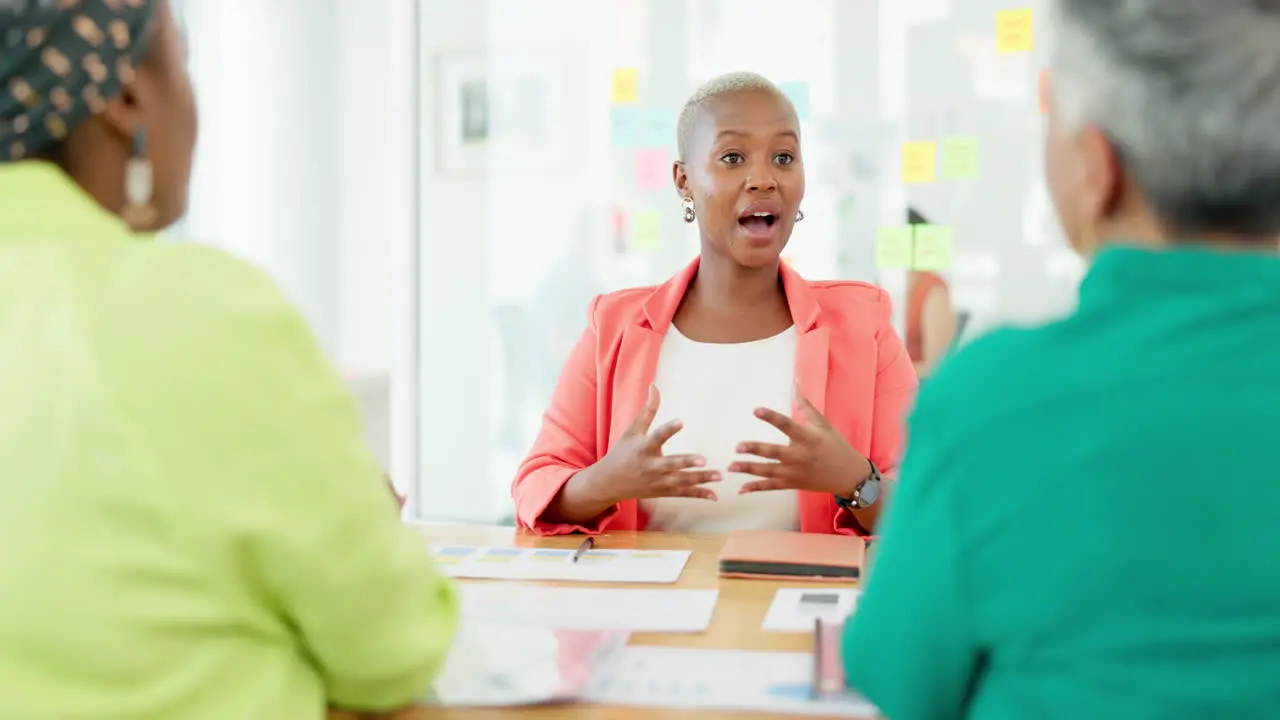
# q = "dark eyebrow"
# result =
<box><xmin>713</xmin><ymin>129</ymin><xmax>800</xmax><ymax>143</ymax></box>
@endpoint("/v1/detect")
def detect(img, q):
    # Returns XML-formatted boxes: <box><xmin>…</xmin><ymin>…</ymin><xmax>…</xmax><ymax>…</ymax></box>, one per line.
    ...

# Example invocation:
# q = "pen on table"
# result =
<box><xmin>812</xmin><ymin>617</ymin><xmax>822</xmax><ymax>700</ymax></box>
<box><xmin>571</xmin><ymin>536</ymin><xmax>594</xmax><ymax>563</ymax></box>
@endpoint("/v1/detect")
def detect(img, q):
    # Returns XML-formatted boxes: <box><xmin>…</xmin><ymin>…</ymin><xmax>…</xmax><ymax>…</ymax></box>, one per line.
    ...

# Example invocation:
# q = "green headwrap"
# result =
<box><xmin>0</xmin><ymin>0</ymin><xmax>156</xmax><ymax>162</ymax></box>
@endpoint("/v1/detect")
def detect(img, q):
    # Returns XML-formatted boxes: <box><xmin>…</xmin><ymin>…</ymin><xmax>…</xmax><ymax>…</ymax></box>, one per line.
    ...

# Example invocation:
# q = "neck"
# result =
<box><xmin>690</xmin><ymin>251</ymin><xmax>784</xmax><ymax>310</ymax></box>
<box><xmin>1098</xmin><ymin>217</ymin><xmax>1280</xmax><ymax>254</ymax></box>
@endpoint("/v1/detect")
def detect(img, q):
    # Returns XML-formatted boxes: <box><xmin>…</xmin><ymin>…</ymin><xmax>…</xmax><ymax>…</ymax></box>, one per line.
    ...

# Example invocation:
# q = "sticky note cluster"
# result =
<box><xmin>875</xmin><ymin>224</ymin><xmax>954</xmax><ymax>270</ymax></box>
<box><xmin>611</xmin><ymin>107</ymin><xmax>677</xmax><ymax>150</ymax></box>
<box><xmin>901</xmin><ymin>137</ymin><xmax>981</xmax><ymax>183</ymax></box>
<box><xmin>609</xmin><ymin>67</ymin><xmax>677</xmax><ymax>192</ymax></box>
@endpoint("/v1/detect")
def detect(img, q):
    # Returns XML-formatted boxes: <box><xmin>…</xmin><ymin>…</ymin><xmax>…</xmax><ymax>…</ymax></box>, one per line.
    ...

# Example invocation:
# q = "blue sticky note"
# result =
<box><xmin>778</xmin><ymin>82</ymin><xmax>811</xmax><ymax>120</ymax></box>
<box><xmin>611</xmin><ymin>107</ymin><xmax>642</xmax><ymax>148</ymax></box>
<box><xmin>642</xmin><ymin>108</ymin><xmax>678</xmax><ymax>149</ymax></box>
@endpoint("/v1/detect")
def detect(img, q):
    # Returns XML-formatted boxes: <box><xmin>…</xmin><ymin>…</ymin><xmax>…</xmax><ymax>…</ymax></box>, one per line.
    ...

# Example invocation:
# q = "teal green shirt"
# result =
<box><xmin>0</xmin><ymin>164</ymin><xmax>458</xmax><ymax>719</ymax></box>
<box><xmin>844</xmin><ymin>246</ymin><xmax>1280</xmax><ymax>719</ymax></box>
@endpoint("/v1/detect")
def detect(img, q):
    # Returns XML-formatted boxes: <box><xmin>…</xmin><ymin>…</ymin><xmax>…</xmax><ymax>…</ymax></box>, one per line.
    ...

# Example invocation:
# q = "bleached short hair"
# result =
<box><xmin>676</xmin><ymin>71</ymin><xmax>794</xmax><ymax>161</ymax></box>
<box><xmin>1050</xmin><ymin>0</ymin><xmax>1280</xmax><ymax>237</ymax></box>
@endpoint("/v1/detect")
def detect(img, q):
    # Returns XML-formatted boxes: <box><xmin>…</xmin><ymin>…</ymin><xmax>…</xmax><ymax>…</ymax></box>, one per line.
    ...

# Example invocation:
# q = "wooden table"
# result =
<box><xmin>327</xmin><ymin>524</ymin><xmax>874</xmax><ymax>720</ymax></box>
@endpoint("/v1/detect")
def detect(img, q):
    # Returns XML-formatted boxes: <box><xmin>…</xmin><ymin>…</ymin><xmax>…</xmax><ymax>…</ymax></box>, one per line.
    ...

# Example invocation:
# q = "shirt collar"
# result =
<box><xmin>1079</xmin><ymin>242</ymin><xmax>1280</xmax><ymax>309</ymax></box>
<box><xmin>0</xmin><ymin>161</ymin><xmax>135</xmax><ymax>241</ymax></box>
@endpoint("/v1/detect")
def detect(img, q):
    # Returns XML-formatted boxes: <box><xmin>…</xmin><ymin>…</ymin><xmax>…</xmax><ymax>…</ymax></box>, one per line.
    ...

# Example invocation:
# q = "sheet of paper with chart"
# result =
<box><xmin>430</xmin><ymin>545</ymin><xmax>691</xmax><ymax>583</ymax></box>
<box><xmin>583</xmin><ymin>646</ymin><xmax>879</xmax><ymax>717</ymax></box>
<box><xmin>459</xmin><ymin>585</ymin><xmax>719</xmax><ymax>633</ymax></box>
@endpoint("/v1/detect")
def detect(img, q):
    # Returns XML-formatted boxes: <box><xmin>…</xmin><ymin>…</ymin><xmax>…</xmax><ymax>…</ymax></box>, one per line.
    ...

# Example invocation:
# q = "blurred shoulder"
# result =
<box><xmin>103</xmin><ymin>241</ymin><xmax>316</xmax><ymax>369</ymax></box>
<box><xmin>913</xmin><ymin>321</ymin><xmax>1060</xmax><ymax>428</ymax></box>
<box><xmin>114</xmin><ymin>241</ymin><xmax>291</xmax><ymax>315</ymax></box>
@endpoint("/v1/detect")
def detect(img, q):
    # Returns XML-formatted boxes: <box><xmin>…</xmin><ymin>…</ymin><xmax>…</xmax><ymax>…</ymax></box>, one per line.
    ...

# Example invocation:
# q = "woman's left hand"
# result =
<box><xmin>385</xmin><ymin>473</ymin><xmax>406</xmax><ymax>510</ymax></box>
<box><xmin>732</xmin><ymin>392</ymin><xmax>872</xmax><ymax>496</ymax></box>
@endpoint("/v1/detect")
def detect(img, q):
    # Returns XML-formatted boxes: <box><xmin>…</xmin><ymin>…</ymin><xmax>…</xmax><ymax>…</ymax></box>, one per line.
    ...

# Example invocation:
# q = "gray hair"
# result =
<box><xmin>676</xmin><ymin>71</ymin><xmax>794</xmax><ymax>161</ymax></box>
<box><xmin>1050</xmin><ymin>0</ymin><xmax>1280</xmax><ymax>237</ymax></box>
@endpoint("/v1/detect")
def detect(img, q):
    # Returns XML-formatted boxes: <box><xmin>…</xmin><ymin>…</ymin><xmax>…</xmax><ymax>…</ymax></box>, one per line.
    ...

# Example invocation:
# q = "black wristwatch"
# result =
<box><xmin>835</xmin><ymin>460</ymin><xmax>883</xmax><ymax>510</ymax></box>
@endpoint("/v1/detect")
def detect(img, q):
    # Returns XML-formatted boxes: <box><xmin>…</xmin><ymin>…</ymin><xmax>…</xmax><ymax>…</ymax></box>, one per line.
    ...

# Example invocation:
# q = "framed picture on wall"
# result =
<box><xmin>434</xmin><ymin>53</ymin><xmax>491</xmax><ymax>175</ymax></box>
<box><xmin>432</xmin><ymin>52</ymin><xmax>569</xmax><ymax>175</ymax></box>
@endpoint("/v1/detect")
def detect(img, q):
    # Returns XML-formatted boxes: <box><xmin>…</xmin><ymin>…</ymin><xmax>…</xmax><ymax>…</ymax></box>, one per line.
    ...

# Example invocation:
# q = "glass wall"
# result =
<box><xmin>413</xmin><ymin>0</ymin><xmax>1077</xmax><ymax>524</ymax></box>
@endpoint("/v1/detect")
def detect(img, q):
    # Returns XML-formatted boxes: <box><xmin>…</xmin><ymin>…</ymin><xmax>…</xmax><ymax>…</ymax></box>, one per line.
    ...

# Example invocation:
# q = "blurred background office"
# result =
<box><xmin>174</xmin><ymin>0</ymin><xmax>1079</xmax><ymax>525</ymax></box>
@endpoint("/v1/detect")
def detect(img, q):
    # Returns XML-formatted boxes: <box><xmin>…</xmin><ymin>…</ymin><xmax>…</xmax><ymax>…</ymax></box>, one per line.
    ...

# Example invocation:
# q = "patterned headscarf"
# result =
<box><xmin>0</xmin><ymin>0</ymin><xmax>156</xmax><ymax>162</ymax></box>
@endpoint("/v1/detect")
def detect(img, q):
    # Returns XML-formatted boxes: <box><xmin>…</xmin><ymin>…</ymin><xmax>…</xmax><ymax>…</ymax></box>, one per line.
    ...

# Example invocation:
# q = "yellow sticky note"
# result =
<box><xmin>876</xmin><ymin>227</ymin><xmax>914</xmax><ymax>269</ymax></box>
<box><xmin>631</xmin><ymin>211</ymin><xmax>662</xmax><ymax>250</ymax></box>
<box><xmin>913</xmin><ymin>225</ymin><xmax>954</xmax><ymax>270</ymax></box>
<box><xmin>611</xmin><ymin>67</ymin><xmax>640</xmax><ymax>104</ymax></box>
<box><xmin>901</xmin><ymin>141</ymin><xmax>937</xmax><ymax>184</ymax></box>
<box><xmin>996</xmin><ymin>9</ymin><xmax>1034</xmax><ymax>53</ymax></box>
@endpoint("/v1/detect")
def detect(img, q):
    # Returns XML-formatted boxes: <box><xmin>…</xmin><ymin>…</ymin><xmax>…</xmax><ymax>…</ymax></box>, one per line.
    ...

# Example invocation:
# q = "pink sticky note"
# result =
<box><xmin>635</xmin><ymin>149</ymin><xmax>670</xmax><ymax>192</ymax></box>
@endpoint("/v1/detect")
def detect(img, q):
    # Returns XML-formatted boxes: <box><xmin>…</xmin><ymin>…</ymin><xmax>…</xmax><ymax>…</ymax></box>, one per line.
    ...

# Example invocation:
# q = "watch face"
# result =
<box><xmin>859</xmin><ymin>478</ymin><xmax>881</xmax><ymax>507</ymax></box>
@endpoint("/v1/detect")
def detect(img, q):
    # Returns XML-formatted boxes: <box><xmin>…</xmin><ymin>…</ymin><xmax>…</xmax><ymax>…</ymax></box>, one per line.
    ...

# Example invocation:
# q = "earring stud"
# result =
<box><xmin>681</xmin><ymin>197</ymin><xmax>696</xmax><ymax>223</ymax></box>
<box><xmin>796</xmin><ymin>209</ymin><xmax>805</xmax><ymax>222</ymax></box>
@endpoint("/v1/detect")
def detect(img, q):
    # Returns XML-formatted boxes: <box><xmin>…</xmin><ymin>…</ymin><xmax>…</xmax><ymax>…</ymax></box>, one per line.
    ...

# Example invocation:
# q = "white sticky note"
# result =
<box><xmin>761</xmin><ymin>588</ymin><xmax>859</xmax><ymax>632</ymax></box>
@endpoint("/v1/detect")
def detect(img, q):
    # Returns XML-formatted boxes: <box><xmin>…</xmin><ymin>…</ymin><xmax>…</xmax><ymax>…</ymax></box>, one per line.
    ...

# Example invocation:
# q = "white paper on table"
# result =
<box><xmin>425</xmin><ymin>620</ymin><xmax>630</xmax><ymax>708</ymax></box>
<box><xmin>762</xmin><ymin>588</ymin><xmax>859</xmax><ymax>632</ymax></box>
<box><xmin>430</xmin><ymin>544</ymin><xmax>691</xmax><ymax>583</ymax></box>
<box><xmin>459</xmin><ymin>584</ymin><xmax>719</xmax><ymax>633</ymax></box>
<box><xmin>583</xmin><ymin>646</ymin><xmax>878</xmax><ymax>717</ymax></box>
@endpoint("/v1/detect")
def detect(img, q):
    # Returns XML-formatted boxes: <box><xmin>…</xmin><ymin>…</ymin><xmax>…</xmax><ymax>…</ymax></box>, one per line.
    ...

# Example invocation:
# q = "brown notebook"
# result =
<box><xmin>718</xmin><ymin>531</ymin><xmax>865</xmax><ymax>582</ymax></box>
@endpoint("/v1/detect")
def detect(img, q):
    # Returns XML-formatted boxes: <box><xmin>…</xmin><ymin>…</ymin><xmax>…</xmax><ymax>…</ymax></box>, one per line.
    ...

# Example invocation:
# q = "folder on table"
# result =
<box><xmin>718</xmin><ymin>531</ymin><xmax>865</xmax><ymax>581</ymax></box>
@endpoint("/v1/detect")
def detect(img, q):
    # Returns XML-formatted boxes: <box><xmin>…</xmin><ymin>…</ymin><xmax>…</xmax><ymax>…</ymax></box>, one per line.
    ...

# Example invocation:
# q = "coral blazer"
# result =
<box><xmin>512</xmin><ymin>257</ymin><xmax>918</xmax><ymax>536</ymax></box>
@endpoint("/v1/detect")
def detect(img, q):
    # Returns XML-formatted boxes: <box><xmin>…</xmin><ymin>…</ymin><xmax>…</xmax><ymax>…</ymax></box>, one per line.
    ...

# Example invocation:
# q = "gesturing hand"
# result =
<box><xmin>594</xmin><ymin>384</ymin><xmax>721</xmax><ymax>502</ymax></box>
<box><xmin>731</xmin><ymin>387</ymin><xmax>872</xmax><ymax>496</ymax></box>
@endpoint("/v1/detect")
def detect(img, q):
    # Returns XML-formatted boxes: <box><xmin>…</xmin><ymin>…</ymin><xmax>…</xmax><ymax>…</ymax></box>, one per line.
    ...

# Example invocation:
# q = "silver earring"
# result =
<box><xmin>122</xmin><ymin>128</ymin><xmax>157</xmax><ymax>228</ymax></box>
<box><xmin>681</xmin><ymin>197</ymin><xmax>696</xmax><ymax>223</ymax></box>
<box><xmin>796</xmin><ymin>209</ymin><xmax>805</xmax><ymax>222</ymax></box>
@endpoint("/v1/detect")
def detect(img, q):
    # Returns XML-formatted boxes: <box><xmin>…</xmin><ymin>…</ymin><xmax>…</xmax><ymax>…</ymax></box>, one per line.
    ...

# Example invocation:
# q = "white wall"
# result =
<box><xmin>181</xmin><ymin>0</ymin><xmax>416</xmax><ymax>482</ymax></box>
<box><xmin>414</xmin><ymin>1</ymin><xmax>497</xmax><ymax>521</ymax></box>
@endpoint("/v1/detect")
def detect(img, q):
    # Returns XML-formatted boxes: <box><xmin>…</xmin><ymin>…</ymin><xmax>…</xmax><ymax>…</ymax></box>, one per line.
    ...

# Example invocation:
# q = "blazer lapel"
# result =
<box><xmin>781</xmin><ymin>263</ymin><xmax>839</xmax><ymax>533</ymax></box>
<box><xmin>781</xmin><ymin>262</ymin><xmax>829</xmax><ymax>417</ymax></box>
<box><xmin>611</xmin><ymin>257</ymin><xmax>701</xmax><ymax>444</ymax></box>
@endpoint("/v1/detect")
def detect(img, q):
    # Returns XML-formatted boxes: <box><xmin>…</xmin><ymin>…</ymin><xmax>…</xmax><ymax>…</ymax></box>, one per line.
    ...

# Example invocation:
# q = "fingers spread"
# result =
<box><xmin>735</xmin><ymin>441</ymin><xmax>791</xmax><ymax>461</ymax></box>
<box><xmin>666</xmin><ymin>486</ymin><xmax>719</xmax><ymax>501</ymax></box>
<box><xmin>627</xmin><ymin>383</ymin><xmax>661</xmax><ymax>436</ymax></box>
<box><xmin>652</xmin><ymin>454</ymin><xmax>706</xmax><ymax>473</ymax></box>
<box><xmin>739</xmin><ymin>478</ymin><xmax>791</xmax><ymax>494</ymax></box>
<box><xmin>793</xmin><ymin>388</ymin><xmax>829</xmax><ymax>428</ymax></box>
<box><xmin>664</xmin><ymin>469</ymin><xmax>721</xmax><ymax>487</ymax></box>
<box><xmin>645</xmin><ymin>419</ymin><xmax>685</xmax><ymax>451</ymax></box>
<box><xmin>754</xmin><ymin>407</ymin><xmax>810</xmax><ymax>441</ymax></box>
<box><xmin>728</xmin><ymin>460</ymin><xmax>789</xmax><ymax>479</ymax></box>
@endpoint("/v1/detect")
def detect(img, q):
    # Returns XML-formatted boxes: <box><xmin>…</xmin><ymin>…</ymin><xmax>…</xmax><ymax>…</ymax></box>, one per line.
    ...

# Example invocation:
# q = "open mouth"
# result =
<box><xmin>738</xmin><ymin>211</ymin><xmax>777</xmax><ymax>233</ymax></box>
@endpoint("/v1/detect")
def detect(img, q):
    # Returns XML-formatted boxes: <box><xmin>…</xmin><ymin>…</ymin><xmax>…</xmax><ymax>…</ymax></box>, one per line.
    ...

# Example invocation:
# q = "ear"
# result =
<box><xmin>673</xmin><ymin>160</ymin><xmax>691</xmax><ymax>200</ymax></box>
<box><xmin>1078</xmin><ymin>125</ymin><xmax>1123</xmax><ymax>221</ymax></box>
<box><xmin>98</xmin><ymin>81</ymin><xmax>144</xmax><ymax>145</ymax></box>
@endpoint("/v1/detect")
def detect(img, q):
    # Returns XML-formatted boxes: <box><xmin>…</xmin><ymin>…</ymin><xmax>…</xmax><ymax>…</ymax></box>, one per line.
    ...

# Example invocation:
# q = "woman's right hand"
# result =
<box><xmin>588</xmin><ymin>384</ymin><xmax>721</xmax><ymax>502</ymax></box>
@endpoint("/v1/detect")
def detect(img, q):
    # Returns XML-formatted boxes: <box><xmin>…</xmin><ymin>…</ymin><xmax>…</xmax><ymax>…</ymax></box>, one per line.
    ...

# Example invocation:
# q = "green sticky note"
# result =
<box><xmin>631</xmin><ymin>211</ymin><xmax>662</xmax><ymax>250</ymax></box>
<box><xmin>876</xmin><ymin>226</ymin><xmax>914</xmax><ymax>269</ymax></box>
<box><xmin>940</xmin><ymin>136</ymin><xmax>980</xmax><ymax>180</ymax></box>
<box><xmin>913</xmin><ymin>225</ymin><xmax>954</xmax><ymax>270</ymax></box>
